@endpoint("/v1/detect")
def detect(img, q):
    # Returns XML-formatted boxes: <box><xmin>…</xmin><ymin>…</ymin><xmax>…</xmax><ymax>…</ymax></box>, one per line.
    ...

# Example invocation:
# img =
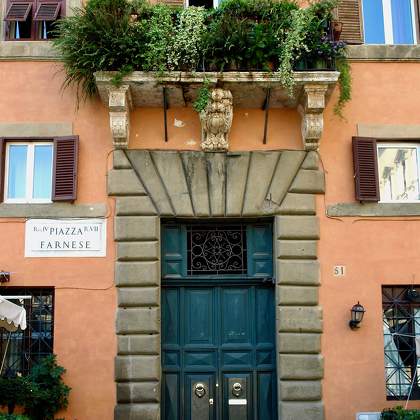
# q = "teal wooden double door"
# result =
<box><xmin>161</xmin><ymin>223</ymin><xmax>277</xmax><ymax>420</ymax></box>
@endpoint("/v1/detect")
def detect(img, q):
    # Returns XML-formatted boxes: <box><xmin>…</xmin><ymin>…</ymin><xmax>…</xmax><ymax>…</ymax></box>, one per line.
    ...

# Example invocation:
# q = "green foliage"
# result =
<box><xmin>0</xmin><ymin>376</ymin><xmax>32</xmax><ymax>414</ymax></box>
<box><xmin>381</xmin><ymin>406</ymin><xmax>420</xmax><ymax>419</ymax></box>
<box><xmin>193</xmin><ymin>79</ymin><xmax>211</xmax><ymax>113</ymax></box>
<box><xmin>334</xmin><ymin>58</ymin><xmax>351</xmax><ymax>117</ymax></box>
<box><xmin>24</xmin><ymin>355</ymin><xmax>70</xmax><ymax>420</ymax></box>
<box><xmin>0</xmin><ymin>415</ymin><xmax>30</xmax><ymax>420</ymax></box>
<box><xmin>53</xmin><ymin>0</ymin><xmax>351</xmax><ymax>114</ymax></box>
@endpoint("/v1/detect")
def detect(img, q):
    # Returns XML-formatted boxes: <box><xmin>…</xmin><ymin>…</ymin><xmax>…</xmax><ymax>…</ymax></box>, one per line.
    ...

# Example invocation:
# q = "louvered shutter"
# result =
<box><xmin>247</xmin><ymin>224</ymin><xmax>273</xmax><ymax>278</ymax></box>
<box><xmin>336</xmin><ymin>0</ymin><xmax>364</xmax><ymax>44</ymax></box>
<box><xmin>52</xmin><ymin>136</ymin><xmax>78</xmax><ymax>202</ymax></box>
<box><xmin>0</xmin><ymin>139</ymin><xmax>5</xmax><ymax>204</ymax></box>
<box><xmin>352</xmin><ymin>137</ymin><xmax>380</xmax><ymax>202</ymax></box>
<box><xmin>4</xmin><ymin>2</ymin><xmax>32</xmax><ymax>21</ymax></box>
<box><xmin>33</xmin><ymin>2</ymin><xmax>60</xmax><ymax>21</ymax></box>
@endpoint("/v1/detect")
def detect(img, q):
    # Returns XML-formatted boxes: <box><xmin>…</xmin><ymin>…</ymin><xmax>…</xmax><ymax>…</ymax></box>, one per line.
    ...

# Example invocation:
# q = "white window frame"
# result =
<box><xmin>362</xmin><ymin>0</ymin><xmax>417</xmax><ymax>44</ymax></box>
<box><xmin>377</xmin><ymin>142</ymin><xmax>420</xmax><ymax>203</ymax></box>
<box><xmin>4</xmin><ymin>141</ymin><xmax>53</xmax><ymax>204</ymax></box>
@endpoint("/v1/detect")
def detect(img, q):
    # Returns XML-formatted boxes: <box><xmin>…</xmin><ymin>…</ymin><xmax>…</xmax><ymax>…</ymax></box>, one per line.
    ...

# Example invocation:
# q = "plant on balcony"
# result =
<box><xmin>381</xmin><ymin>406</ymin><xmax>420</xmax><ymax>419</ymax></box>
<box><xmin>53</xmin><ymin>0</ymin><xmax>350</xmax><ymax>113</ymax></box>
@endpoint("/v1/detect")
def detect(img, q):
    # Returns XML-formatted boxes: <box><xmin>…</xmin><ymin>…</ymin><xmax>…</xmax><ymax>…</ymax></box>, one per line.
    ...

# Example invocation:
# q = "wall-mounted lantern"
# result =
<box><xmin>349</xmin><ymin>302</ymin><xmax>365</xmax><ymax>330</ymax></box>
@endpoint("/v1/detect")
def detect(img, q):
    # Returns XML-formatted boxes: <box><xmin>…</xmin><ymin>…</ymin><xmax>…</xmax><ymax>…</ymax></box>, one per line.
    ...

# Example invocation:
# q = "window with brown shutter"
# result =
<box><xmin>352</xmin><ymin>137</ymin><xmax>380</xmax><ymax>202</ymax></box>
<box><xmin>52</xmin><ymin>136</ymin><xmax>78</xmax><ymax>202</ymax></box>
<box><xmin>4</xmin><ymin>2</ymin><xmax>32</xmax><ymax>21</ymax></box>
<box><xmin>33</xmin><ymin>2</ymin><xmax>60</xmax><ymax>21</ymax></box>
<box><xmin>335</xmin><ymin>0</ymin><xmax>364</xmax><ymax>44</ymax></box>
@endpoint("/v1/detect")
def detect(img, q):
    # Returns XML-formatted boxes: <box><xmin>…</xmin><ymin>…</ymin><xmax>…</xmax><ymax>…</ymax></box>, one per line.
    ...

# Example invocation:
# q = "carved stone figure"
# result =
<box><xmin>200</xmin><ymin>88</ymin><xmax>233</xmax><ymax>152</ymax></box>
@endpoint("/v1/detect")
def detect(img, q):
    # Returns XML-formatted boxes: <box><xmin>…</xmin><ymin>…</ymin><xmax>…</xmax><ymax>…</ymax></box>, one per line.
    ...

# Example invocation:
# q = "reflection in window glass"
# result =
<box><xmin>391</xmin><ymin>0</ymin><xmax>414</xmax><ymax>44</ymax></box>
<box><xmin>378</xmin><ymin>146</ymin><xmax>420</xmax><ymax>201</ymax></box>
<box><xmin>362</xmin><ymin>0</ymin><xmax>385</xmax><ymax>44</ymax></box>
<box><xmin>7</xmin><ymin>145</ymin><xmax>28</xmax><ymax>199</ymax></box>
<box><xmin>33</xmin><ymin>145</ymin><xmax>53</xmax><ymax>199</ymax></box>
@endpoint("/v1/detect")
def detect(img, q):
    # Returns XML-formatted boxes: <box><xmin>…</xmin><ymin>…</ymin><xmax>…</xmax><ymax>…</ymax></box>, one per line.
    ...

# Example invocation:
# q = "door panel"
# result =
<box><xmin>162</xmin><ymin>285</ymin><xmax>276</xmax><ymax>420</ymax></box>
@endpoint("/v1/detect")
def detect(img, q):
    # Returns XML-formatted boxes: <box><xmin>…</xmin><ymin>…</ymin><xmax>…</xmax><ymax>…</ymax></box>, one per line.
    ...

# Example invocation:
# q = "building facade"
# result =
<box><xmin>1</xmin><ymin>0</ymin><xmax>420</xmax><ymax>419</ymax></box>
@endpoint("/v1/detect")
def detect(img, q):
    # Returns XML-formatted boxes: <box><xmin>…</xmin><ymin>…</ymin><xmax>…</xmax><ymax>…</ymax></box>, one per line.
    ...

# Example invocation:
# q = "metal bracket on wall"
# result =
<box><xmin>262</xmin><ymin>88</ymin><xmax>271</xmax><ymax>145</ymax></box>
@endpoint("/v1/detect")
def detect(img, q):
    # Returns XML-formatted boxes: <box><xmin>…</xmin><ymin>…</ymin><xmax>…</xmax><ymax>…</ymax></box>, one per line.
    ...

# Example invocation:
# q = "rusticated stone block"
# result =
<box><xmin>301</xmin><ymin>151</ymin><xmax>319</xmax><ymax>170</ymax></box>
<box><xmin>113</xmin><ymin>149</ymin><xmax>132</xmax><ymax>169</ymax></box>
<box><xmin>277</xmin><ymin>260</ymin><xmax>320</xmax><ymax>285</ymax></box>
<box><xmin>279</xmin><ymin>401</ymin><xmax>324</xmax><ymax>420</ymax></box>
<box><xmin>118</xmin><ymin>334</ymin><xmax>160</xmax><ymax>355</ymax></box>
<box><xmin>116</xmin><ymin>241</ymin><xmax>159</xmax><ymax>262</ymax></box>
<box><xmin>116</xmin><ymin>307</ymin><xmax>159</xmax><ymax>334</ymax></box>
<box><xmin>279</xmin><ymin>380</ymin><xmax>322</xmax><ymax>401</ymax></box>
<box><xmin>117</xmin><ymin>382</ymin><xmax>160</xmax><ymax>403</ymax></box>
<box><xmin>289</xmin><ymin>170</ymin><xmax>325</xmax><ymax>194</ymax></box>
<box><xmin>277</xmin><ymin>240</ymin><xmax>317</xmax><ymax>259</ymax></box>
<box><xmin>277</xmin><ymin>285</ymin><xmax>318</xmax><ymax>306</ymax></box>
<box><xmin>278</xmin><ymin>193</ymin><xmax>316</xmax><ymax>215</ymax></box>
<box><xmin>115</xmin><ymin>403</ymin><xmax>159</xmax><ymax>420</ymax></box>
<box><xmin>277</xmin><ymin>333</ymin><xmax>321</xmax><ymax>354</ymax></box>
<box><xmin>115</xmin><ymin>262</ymin><xmax>159</xmax><ymax>287</ymax></box>
<box><xmin>275</xmin><ymin>216</ymin><xmax>319</xmax><ymax>239</ymax></box>
<box><xmin>118</xmin><ymin>287</ymin><xmax>159</xmax><ymax>307</ymax></box>
<box><xmin>115</xmin><ymin>356</ymin><xmax>160</xmax><ymax>381</ymax></box>
<box><xmin>116</xmin><ymin>197</ymin><xmax>156</xmax><ymax>216</ymax></box>
<box><xmin>278</xmin><ymin>354</ymin><xmax>324</xmax><ymax>380</ymax></box>
<box><xmin>115</xmin><ymin>216</ymin><xmax>159</xmax><ymax>241</ymax></box>
<box><xmin>277</xmin><ymin>306</ymin><xmax>322</xmax><ymax>332</ymax></box>
<box><xmin>108</xmin><ymin>169</ymin><xmax>145</xmax><ymax>196</ymax></box>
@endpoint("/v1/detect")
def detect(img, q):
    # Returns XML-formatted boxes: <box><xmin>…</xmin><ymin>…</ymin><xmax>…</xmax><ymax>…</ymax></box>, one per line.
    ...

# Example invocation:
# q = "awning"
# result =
<box><xmin>0</xmin><ymin>296</ymin><xmax>27</xmax><ymax>332</ymax></box>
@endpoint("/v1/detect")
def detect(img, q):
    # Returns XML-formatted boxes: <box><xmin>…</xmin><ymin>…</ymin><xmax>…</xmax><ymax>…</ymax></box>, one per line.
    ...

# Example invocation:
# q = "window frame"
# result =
<box><xmin>4</xmin><ymin>0</ymin><xmax>65</xmax><ymax>41</ymax></box>
<box><xmin>4</xmin><ymin>140</ymin><xmax>53</xmax><ymax>204</ymax></box>
<box><xmin>377</xmin><ymin>141</ymin><xmax>420</xmax><ymax>204</ymax></box>
<box><xmin>361</xmin><ymin>0</ymin><xmax>418</xmax><ymax>45</ymax></box>
<box><xmin>0</xmin><ymin>287</ymin><xmax>54</xmax><ymax>376</ymax></box>
<box><xmin>185</xmin><ymin>0</ymin><xmax>219</xmax><ymax>8</ymax></box>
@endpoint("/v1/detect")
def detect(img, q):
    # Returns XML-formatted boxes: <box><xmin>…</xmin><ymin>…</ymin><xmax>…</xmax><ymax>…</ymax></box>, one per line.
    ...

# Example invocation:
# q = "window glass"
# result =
<box><xmin>377</xmin><ymin>146</ymin><xmax>420</xmax><ymax>201</ymax></box>
<box><xmin>391</xmin><ymin>0</ymin><xmax>414</xmax><ymax>44</ymax></box>
<box><xmin>362</xmin><ymin>0</ymin><xmax>385</xmax><ymax>44</ymax></box>
<box><xmin>7</xmin><ymin>145</ymin><xmax>28</xmax><ymax>199</ymax></box>
<box><xmin>33</xmin><ymin>144</ymin><xmax>53</xmax><ymax>199</ymax></box>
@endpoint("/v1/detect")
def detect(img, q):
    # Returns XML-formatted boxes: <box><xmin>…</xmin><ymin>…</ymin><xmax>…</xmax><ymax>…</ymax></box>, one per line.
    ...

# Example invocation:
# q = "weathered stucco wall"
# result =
<box><xmin>0</xmin><ymin>61</ymin><xmax>116</xmax><ymax>420</ymax></box>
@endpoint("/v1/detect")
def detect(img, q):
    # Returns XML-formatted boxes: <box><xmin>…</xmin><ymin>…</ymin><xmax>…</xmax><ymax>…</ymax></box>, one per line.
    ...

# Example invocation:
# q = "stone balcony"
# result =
<box><xmin>95</xmin><ymin>71</ymin><xmax>339</xmax><ymax>151</ymax></box>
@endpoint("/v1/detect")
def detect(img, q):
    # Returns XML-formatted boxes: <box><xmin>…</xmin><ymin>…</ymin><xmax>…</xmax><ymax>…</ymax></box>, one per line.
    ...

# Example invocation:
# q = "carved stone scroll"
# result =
<box><xmin>299</xmin><ymin>84</ymin><xmax>329</xmax><ymax>151</ymax></box>
<box><xmin>200</xmin><ymin>88</ymin><xmax>233</xmax><ymax>152</ymax></box>
<box><xmin>108</xmin><ymin>85</ymin><xmax>132</xmax><ymax>149</ymax></box>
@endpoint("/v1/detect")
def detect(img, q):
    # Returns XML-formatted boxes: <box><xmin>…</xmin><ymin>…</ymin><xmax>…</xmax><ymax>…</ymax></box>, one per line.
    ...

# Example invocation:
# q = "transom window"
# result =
<box><xmin>5</xmin><ymin>142</ymin><xmax>53</xmax><ymax>203</ymax></box>
<box><xmin>4</xmin><ymin>0</ymin><xmax>64</xmax><ymax>41</ymax></box>
<box><xmin>383</xmin><ymin>286</ymin><xmax>420</xmax><ymax>400</ymax></box>
<box><xmin>362</xmin><ymin>0</ymin><xmax>417</xmax><ymax>44</ymax></box>
<box><xmin>377</xmin><ymin>143</ymin><xmax>420</xmax><ymax>202</ymax></box>
<box><xmin>0</xmin><ymin>288</ymin><xmax>54</xmax><ymax>376</ymax></box>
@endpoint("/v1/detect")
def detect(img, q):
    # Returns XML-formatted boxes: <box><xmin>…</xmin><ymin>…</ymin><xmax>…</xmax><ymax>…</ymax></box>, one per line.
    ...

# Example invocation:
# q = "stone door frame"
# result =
<box><xmin>110</xmin><ymin>149</ymin><xmax>324</xmax><ymax>420</ymax></box>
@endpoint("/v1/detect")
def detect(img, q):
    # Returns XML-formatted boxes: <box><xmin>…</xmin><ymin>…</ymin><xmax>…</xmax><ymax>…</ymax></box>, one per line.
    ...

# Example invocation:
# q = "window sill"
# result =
<box><xmin>347</xmin><ymin>45</ymin><xmax>420</xmax><ymax>61</ymax></box>
<box><xmin>0</xmin><ymin>41</ymin><xmax>59</xmax><ymax>61</ymax></box>
<box><xmin>0</xmin><ymin>203</ymin><xmax>107</xmax><ymax>218</ymax></box>
<box><xmin>327</xmin><ymin>202</ymin><xmax>420</xmax><ymax>217</ymax></box>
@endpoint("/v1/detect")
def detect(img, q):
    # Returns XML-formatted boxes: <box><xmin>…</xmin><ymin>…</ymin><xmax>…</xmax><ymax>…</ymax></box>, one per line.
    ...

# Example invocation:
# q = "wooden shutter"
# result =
<box><xmin>336</xmin><ymin>0</ymin><xmax>364</xmax><ymax>44</ymax></box>
<box><xmin>4</xmin><ymin>2</ymin><xmax>32</xmax><ymax>21</ymax></box>
<box><xmin>33</xmin><ymin>2</ymin><xmax>60</xmax><ymax>21</ymax></box>
<box><xmin>247</xmin><ymin>224</ymin><xmax>273</xmax><ymax>278</ymax></box>
<box><xmin>352</xmin><ymin>137</ymin><xmax>380</xmax><ymax>202</ymax></box>
<box><xmin>0</xmin><ymin>139</ymin><xmax>5</xmax><ymax>204</ymax></box>
<box><xmin>52</xmin><ymin>136</ymin><xmax>78</xmax><ymax>202</ymax></box>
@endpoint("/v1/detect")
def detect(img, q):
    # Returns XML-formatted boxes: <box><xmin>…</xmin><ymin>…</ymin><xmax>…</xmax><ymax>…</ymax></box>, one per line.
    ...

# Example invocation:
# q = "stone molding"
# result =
<box><xmin>357</xmin><ymin>123</ymin><xmax>420</xmax><ymax>139</ymax></box>
<box><xmin>347</xmin><ymin>44</ymin><xmax>420</xmax><ymax>61</ymax></box>
<box><xmin>0</xmin><ymin>122</ymin><xmax>73</xmax><ymax>137</ymax></box>
<box><xmin>97</xmin><ymin>72</ymin><xmax>338</xmax><ymax>151</ymax></box>
<box><xmin>109</xmin><ymin>149</ymin><xmax>325</xmax><ymax>420</ymax></box>
<box><xmin>327</xmin><ymin>202</ymin><xmax>420</xmax><ymax>217</ymax></box>
<box><xmin>0</xmin><ymin>203</ymin><xmax>106</xmax><ymax>218</ymax></box>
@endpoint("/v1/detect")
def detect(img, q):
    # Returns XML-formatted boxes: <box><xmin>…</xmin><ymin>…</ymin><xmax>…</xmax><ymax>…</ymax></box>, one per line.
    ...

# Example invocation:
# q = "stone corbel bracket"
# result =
<box><xmin>108</xmin><ymin>85</ymin><xmax>133</xmax><ymax>149</ymax></box>
<box><xmin>298</xmin><ymin>83</ymin><xmax>329</xmax><ymax>151</ymax></box>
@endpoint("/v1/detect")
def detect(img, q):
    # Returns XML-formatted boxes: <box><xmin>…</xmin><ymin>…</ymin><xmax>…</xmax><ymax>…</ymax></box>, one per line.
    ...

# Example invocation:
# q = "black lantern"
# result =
<box><xmin>349</xmin><ymin>302</ymin><xmax>365</xmax><ymax>329</ymax></box>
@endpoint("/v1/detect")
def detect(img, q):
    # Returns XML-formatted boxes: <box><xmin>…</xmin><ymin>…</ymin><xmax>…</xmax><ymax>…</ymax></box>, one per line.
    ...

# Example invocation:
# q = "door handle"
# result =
<box><xmin>195</xmin><ymin>382</ymin><xmax>206</xmax><ymax>398</ymax></box>
<box><xmin>232</xmin><ymin>382</ymin><xmax>242</xmax><ymax>397</ymax></box>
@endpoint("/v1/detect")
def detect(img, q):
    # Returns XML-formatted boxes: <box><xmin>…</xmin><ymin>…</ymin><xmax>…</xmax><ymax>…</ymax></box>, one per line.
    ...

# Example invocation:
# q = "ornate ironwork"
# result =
<box><xmin>0</xmin><ymin>288</ymin><xmax>54</xmax><ymax>376</ymax></box>
<box><xmin>187</xmin><ymin>224</ymin><xmax>247</xmax><ymax>275</ymax></box>
<box><xmin>382</xmin><ymin>286</ymin><xmax>420</xmax><ymax>400</ymax></box>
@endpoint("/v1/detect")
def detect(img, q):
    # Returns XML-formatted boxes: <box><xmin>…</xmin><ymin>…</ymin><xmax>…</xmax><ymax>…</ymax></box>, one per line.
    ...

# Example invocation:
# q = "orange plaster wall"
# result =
<box><xmin>319</xmin><ymin>62</ymin><xmax>420</xmax><ymax>419</ymax></box>
<box><xmin>0</xmin><ymin>62</ymin><xmax>116</xmax><ymax>420</ymax></box>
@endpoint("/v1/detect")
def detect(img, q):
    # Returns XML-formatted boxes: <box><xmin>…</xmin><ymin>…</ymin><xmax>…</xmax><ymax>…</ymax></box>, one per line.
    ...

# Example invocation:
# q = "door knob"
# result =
<box><xmin>195</xmin><ymin>383</ymin><xmax>206</xmax><ymax>398</ymax></box>
<box><xmin>232</xmin><ymin>382</ymin><xmax>242</xmax><ymax>397</ymax></box>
